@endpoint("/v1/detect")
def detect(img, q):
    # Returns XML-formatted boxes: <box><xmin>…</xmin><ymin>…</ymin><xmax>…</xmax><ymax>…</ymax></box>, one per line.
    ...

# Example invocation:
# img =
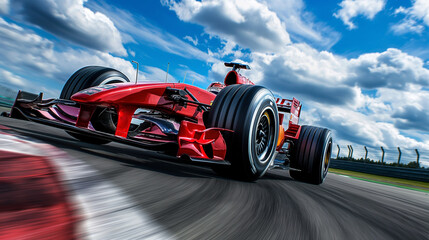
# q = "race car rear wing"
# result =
<box><xmin>276</xmin><ymin>97</ymin><xmax>302</xmax><ymax>145</ymax></box>
<box><xmin>276</xmin><ymin>97</ymin><xmax>301</xmax><ymax>125</ymax></box>
<box><xmin>224</xmin><ymin>62</ymin><xmax>250</xmax><ymax>71</ymax></box>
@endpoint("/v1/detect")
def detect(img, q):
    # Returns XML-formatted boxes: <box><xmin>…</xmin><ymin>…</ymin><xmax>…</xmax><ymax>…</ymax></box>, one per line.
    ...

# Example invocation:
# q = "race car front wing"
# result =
<box><xmin>7</xmin><ymin>91</ymin><xmax>231</xmax><ymax>166</ymax></box>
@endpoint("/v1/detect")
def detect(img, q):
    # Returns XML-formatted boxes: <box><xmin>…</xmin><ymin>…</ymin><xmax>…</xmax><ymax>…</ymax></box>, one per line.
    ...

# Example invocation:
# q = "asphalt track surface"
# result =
<box><xmin>1</xmin><ymin>116</ymin><xmax>429</xmax><ymax>240</ymax></box>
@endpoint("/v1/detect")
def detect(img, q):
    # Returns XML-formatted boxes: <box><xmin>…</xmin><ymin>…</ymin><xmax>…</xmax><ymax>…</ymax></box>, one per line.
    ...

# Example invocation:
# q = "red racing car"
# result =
<box><xmin>7</xmin><ymin>62</ymin><xmax>332</xmax><ymax>183</ymax></box>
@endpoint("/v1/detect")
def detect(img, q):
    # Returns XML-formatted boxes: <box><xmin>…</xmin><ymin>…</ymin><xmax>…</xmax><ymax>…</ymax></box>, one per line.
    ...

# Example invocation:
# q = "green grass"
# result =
<box><xmin>329</xmin><ymin>168</ymin><xmax>429</xmax><ymax>193</ymax></box>
<box><xmin>0</xmin><ymin>106</ymin><xmax>11</xmax><ymax>113</ymax></box>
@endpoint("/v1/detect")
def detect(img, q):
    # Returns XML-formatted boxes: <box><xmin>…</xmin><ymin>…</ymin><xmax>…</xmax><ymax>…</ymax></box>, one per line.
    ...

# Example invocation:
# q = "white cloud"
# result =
<box><xmin>392</xmin><ymin>0</ymin><xmax>429</xmax><ymax>34</ymax></box>
<box><xmin>246</xmin><ymin>47</ymin><xmax>429</xmax><ymax>105</ymax></box>
<box><xmin>208</xmin><ymin>61</ymin><xmax>229</xmax><ymax>82</ymax></box>
<box><xmin>0</xmin><ymin>17</ymin><xmax>57</xmax><ymax>74</ymax></box>
<box><xmin>142</xmin><ymin>66</ymin><xmax>177</xmax><ymax>83</ymax></box>
<box><xmin>265</xmin><ymin>0</ymin><xmax>341</xmax><ymax>49</ymax></box>
<box><xmin>250</xmin><ymin>45</ymin><xmax>429</xmax><ymax>106</ymax></box>
<box><xmin>89</xmin><ymin>1</ymin><xmax>215</xmax><ymax>62</ymax></box>
<box><xmin>55</xmin><ymin>50</ymin><xmax>136</xmax><ymax>82</ymax></box>
<box><xmin>319</xmin><ymin>107</ymin><xmax>389</xmax><ymax>146</ymax></box>
<box><xmin>376</xmin><ymin>88</ymin><xmax>429</xmax><ymax>132</ymax></box>
<box><xmin>249</xmin><ymin>44</ymin><xmax>359</xmax><ymax>106</ymax></box>
<box><xmin>391</xmin><ymin>18</ymin><xmax>424</xmax><ymax>35</ymax></box>
<box><xmin>184</xmin><ymin>35</ymin><xmax>198</xmax><ymax>46</ymax></box>
<box><xmin>0</xmin><ymin>0</ymin><xmax>9</xmax><ymax>14</ymax></box>
<box><xmin>0</xmin><ymin>17</ymin><xmax>135</xmax><ymax>92</ymax></box>
<box><xmin>408</xmin><ymin>0</ymin><xmax>429</xmax><ymax>26</ymax></box>
<box><xmin>128</xmin><ymin>49</ymin><xmax>136</xmax><ymax>57</ymax></box>
<box><xmin>0</xmin><ymin>69</ymin><xmax>27</xmax><ymax>87</ymax></box>
<box><xmin>176</xmin><ymin>66</ymin><xmax>208</xmax><ymax>84</ymax></box>
<box><xmin>162</xmin><ymin>0</ymin><xmax>291</xmax><ymax>52</ymax></box>
<box><xmin>393</xmin><ymin>105</ymin><xmax>429</xmax><ymax>131</ymax></box>
<box><xmin>208</xmin><ymin>40</ymin><xmax>245</xmax><ymax>59</ymax></box>
<box><xmin>334</xmin><ymin>0</ymin><xmax>386</xmax><ymax>29</ymax></box>
<box><xmin>324</xmin><ymin>85</ymin><xmax>429</xmax><ymax>151</ymax></box>
<box><xmin>347</xmin><ymin>48</ymin><xmax>429</xmax><ymax>89</ymax></box>
<box><xmin>308</xmin><ymin>102</ymin><xmax>429</xmax><ymax>151</ymax></box>
<box><xmin>10</xmin><ymin>0</ymin><xmax>126</xmax><ymax>55</ymax></box>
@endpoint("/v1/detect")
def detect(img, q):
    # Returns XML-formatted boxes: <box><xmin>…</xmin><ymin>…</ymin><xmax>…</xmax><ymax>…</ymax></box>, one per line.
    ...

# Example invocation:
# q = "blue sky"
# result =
<box><xmin>0</xmin><ymin>0</ymin><xmax>428</xmax><ymax>164</ymax></box>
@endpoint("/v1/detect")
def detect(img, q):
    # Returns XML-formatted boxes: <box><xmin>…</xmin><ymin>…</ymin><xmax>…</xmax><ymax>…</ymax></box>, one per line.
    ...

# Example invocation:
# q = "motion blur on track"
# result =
<box><xmin>0</xmin><ymin>117</ymin><xmax>428</xmax><ymax>240</ymax></box>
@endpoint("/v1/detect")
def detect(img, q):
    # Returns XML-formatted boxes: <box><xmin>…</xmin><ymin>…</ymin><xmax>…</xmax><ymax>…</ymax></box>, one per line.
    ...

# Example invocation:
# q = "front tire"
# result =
<box><xmin>60</xmin><ymin>66</ymin><xmax>130</xmax><ymax>144</ymax></box>
<box><xmin>289</xmin><ymin>126</ymin><xmax>332</xmax><ymax>184</ymax></box>
<box><xmin>207</xmin><ymin>85</ymin><xmax>279</xmax><ymax>181</ymax></box>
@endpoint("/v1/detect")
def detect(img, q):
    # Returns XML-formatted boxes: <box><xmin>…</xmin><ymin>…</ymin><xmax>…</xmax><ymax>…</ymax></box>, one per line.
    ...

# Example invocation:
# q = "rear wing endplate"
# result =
<box><xmin>276</xmin><ymin>97</ymin><xmax>301</xmax><ymax>125</ymax></box>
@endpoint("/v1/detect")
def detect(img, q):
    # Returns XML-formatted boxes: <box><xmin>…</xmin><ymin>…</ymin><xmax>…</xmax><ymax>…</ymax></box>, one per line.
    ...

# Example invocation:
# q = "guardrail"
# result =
<box><xmin>0</xmin><ymin>92</ymin><xmax>15</xmax><ymax>106</ymax></box>
<box><xmin>0</xmin><ymin>102</ymin><xmax>12</xmax><ymax>108</ymax></box>
<box><xmin>330</xmin><ymin>159</ymin><xmax>429</xmax><ymax>182</ymax></box>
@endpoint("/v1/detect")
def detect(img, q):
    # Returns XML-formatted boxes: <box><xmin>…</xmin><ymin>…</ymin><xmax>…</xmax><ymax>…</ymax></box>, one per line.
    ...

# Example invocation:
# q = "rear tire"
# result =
<box><xmin>207</xmin><ymin>85</ymin><xmax>279</xmax><ymax>181</ymax></box>
<box><xmin>289</xmin><ymin>126</ymin><xmax>332</xmax><ymax>184</ymax></box>
<box><xmin>60</xmin><ymin>66</ymin><xmax>130</xmax><ymax>144</ymax></box>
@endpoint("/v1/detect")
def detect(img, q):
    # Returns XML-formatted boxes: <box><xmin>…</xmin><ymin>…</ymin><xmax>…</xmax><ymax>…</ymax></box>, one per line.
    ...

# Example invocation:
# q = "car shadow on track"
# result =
<box><xmin>2</xmin><ymin>121</ymin><xmax>295</xmax><ymax>183</ymax></box>
<box><xmin>1</xmin><ymin>124</ymin><xmax>237</xmax><ymax>180</ymax></box>
<box><xmin>263</xmin><ymin>171</ymin><xmax>294</xmax><ymax>181</ymax></box>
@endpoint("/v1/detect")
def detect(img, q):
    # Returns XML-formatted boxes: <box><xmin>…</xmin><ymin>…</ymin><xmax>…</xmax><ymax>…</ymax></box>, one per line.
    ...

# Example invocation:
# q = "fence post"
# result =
<box><xmin>337</xmin><ymin>144</ymin><xmax>340</xmax><ymax>159</ymax></box>
<box><xmin>380</xmin><ymin>146</ymin><xmax>385</xmax><ymax>163</ymax></box>
<box><xmin>347</xmin><ymin>145</ymin><xmax>351</xmax><ymax>159</ymax></box>
<box><xmin>397</xmin><ymin>147</ymin><xmax>401</xmax><ymax>164</ymax></box>
<box><xmin>364</xmin><ymin>146</ymin><xmax>368</xmax><ymax>160</ymax></box>
<box><xmin>415</xmin><ymin>149</ymin><xmax>420</xmax><ymax>167</ymax></box>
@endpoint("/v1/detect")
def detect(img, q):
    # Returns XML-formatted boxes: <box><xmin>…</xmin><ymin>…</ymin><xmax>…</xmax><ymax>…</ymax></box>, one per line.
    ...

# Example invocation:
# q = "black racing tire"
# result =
<box><xmin>289</xmin><ymin>125</ymin><xmax>332</xmax><ymax>184</ymax></box>
<box><xmin>207</xmin><ymin>85</ymin><xmax>279</xmax><ymax>181</ymax></box>
<box><xmin>60</xmin><ymin>66</ymin><xmax>130</xmax><ymax>144</ymax></box>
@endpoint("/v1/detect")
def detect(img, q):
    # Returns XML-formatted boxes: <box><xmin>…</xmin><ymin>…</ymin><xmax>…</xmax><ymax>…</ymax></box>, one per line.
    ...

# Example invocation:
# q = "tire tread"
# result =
<box><xmin>289</xmin><ymin>125</ymin><xmax>332</xmax><ymax>184</ymax></box>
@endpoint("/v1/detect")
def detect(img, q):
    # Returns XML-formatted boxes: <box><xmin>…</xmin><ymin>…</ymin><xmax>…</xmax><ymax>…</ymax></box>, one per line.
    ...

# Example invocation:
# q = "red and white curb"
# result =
<box><xmin>0</xmin><ymin>128</ymin><xmax>174</xmax><ymax>240</ymax></box>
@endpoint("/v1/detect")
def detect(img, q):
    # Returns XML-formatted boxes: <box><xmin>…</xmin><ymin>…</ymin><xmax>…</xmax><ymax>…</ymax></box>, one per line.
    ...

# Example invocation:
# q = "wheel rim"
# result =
<box><xmin>255</xmin><ymin>110</ymin><xmax>275</xmax><ymax>163</ymax></box>
<box><xmin>323</xmin><ymin>139</ymin><xmax>332</xmax><ymax>175</ymax></box>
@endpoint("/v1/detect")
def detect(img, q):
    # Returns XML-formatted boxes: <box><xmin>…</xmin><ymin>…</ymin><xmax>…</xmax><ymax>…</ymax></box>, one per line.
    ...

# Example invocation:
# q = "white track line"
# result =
<box><xmin>0</xmin><ymin>132</ymin><xmax>175</xmax><ymax>240</ymax></box>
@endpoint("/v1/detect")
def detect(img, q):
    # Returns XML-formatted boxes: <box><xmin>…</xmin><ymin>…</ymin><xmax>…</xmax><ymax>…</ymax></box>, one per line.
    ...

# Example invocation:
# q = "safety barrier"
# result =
<box><xmin>330</xmin><ymin>159</ymin><xmax>429</xmax><ymax>182</ymax></box>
